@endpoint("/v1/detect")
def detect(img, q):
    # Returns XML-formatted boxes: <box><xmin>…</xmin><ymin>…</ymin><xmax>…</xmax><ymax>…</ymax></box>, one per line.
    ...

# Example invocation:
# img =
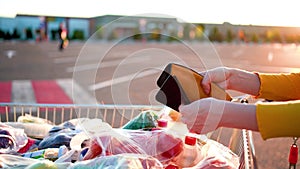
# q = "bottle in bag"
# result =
<box><xmin>151</xmin><ymin>119</ymin><xmax>168</xmax><ymax>131</ymax></box>
<box><xmin>173</xmin><ymin>135</ymin><xmax>202</xmax><ymax>168</ymax></box>
<box><xmin>157</xmin><ymin>119</ymin><xmax>168</xmax><ymax>128</ymax></box>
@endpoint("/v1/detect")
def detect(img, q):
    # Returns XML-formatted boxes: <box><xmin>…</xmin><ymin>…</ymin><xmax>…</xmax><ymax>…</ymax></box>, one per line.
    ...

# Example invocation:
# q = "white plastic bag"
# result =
<box><xmin>0</xmin><ymin>123</ymin><xmax>28</xmax><ymax>153</ymax></box>
<box><xmin>185</xmin><ymin>139</ymin><xmax>239</xmax><ymax>169</ymax></box>
<box><xmin>69</xmin><ymin>153</ymin><xmax>163</xmax><ymax>169</ymax></box>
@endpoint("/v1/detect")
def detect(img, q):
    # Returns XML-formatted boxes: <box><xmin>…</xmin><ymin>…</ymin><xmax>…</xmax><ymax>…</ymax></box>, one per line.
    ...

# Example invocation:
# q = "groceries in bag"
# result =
<box><xmin>122</xmin><ymin>110</ymin><xmax>158</xmax><ymax>130</ymax></box>
<box><xmin>172</xmin><ymin>135</ymin><xmax>203</xmax><ymax>168</ymax></box>
<box><xmin>0</xmin><ymin>123</ymin><xmax>28</xmax><ymax>153</ymax></box>
<box><xmin>0</xmin><ymin>108</ymin><xmax>240</xmax><ymax>169</ymax></box>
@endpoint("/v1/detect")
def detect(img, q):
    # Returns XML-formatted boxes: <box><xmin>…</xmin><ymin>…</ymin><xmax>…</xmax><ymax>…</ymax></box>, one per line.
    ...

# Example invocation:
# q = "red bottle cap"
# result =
<box><xmin>165</xmin><ymin>164</ymin><xmax>179</xmax><ymax>169</ymax></box>
<box><xmin>185</xmin><ymin>135</ymin><xmax>197</xmax><ymax>146</ymax></box>
<box><xmin>157</xmin><ymin>119</ymin><xmax>168</xmax><ymax>128</ymax></box>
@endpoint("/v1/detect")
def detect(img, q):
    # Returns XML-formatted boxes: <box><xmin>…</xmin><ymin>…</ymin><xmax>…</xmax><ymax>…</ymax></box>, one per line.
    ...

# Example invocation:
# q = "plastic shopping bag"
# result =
<box><xmin>82</xmin><ymin>128</ymin><xmax>146</xmax><ymax>160</ymax></box>
<box><xmin>186</xmin><ymin>139</ymin><xmax>240</xmax><ymax>169</ymax></box>
<box><xmin>69</xmin><ymin>153</ymin><xmax>163</xmax><ymax>169</ymax></box>
<box><xmin>0</xmin><ymin>154</ymin><xmax>70</xmax><ymax>169</ymax></box>
<box><xmin>0</xmin><ymin>123</ymin><xmax>28</xmax><ymax>153</ymax></box>
<box><xmin>121</xmin><ymin>129</ymin><xmax>184</xmax><ymax>165</ymax></box>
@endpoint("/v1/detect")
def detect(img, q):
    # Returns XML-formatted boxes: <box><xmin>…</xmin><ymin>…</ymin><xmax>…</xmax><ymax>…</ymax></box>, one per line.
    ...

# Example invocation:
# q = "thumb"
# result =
<box><xmin>178</xmin><ymin>104</ymin><xmax>186</xmax><ymax>113</ymax></box>
<box><xmin>201</xmin><ymin>73</ymin><xmax>211</xmax><ymax>95</ymax></box>
<box><xmin>178</xmin><ymin>104</ymin><xmax>188</xmax><ymax>122</ymax></box>
<box><xmin>178</xmin><ymin>104</ymin><xmax>188</xmax><ymax>113</ymax></box>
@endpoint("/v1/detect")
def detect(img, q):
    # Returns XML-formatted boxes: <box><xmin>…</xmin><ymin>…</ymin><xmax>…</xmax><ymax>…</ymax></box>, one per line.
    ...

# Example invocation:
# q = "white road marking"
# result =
<box><xmin>11</xmin><ymin>80</ymin><xmax>36</xmax><ymax>112</ymax></box>
<box><xmin>89</xmin><ymin>68</ymin><xmax>161</xmax><ymax>91</ymax></box>
<box><xmin>56</xmin><ymin>79</ymin><xmax>98</xmax><ymax>104</ymax></box>
<box><xmin>12</xmin><ymin>80</ymin><xmax>36</xmax><ymax>103</ymax></box>
<box><xmin>66</xmin><ymin>57</ymin><xmax>149</xmax><ymax>73</ymax></box>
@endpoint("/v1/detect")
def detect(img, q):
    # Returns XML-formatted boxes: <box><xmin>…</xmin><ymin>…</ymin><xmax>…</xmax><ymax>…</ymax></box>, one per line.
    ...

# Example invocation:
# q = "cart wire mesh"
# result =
<box><xmin>0</xmin><ymin>103</ymin><xmax>257</xmax><ymax>169</ymax></box>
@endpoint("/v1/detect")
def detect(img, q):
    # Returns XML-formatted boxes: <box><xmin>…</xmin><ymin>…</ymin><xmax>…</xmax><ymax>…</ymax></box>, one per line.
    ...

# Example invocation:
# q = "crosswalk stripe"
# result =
<box><xmin>0</xmin><ymin>81</ymin><xmax>12</xmax><ymax>113</ymax></box>
<box><xmin>0</xmin><ymin>81</ymin><xmax>11</xmax><ymax>103</ymax></box>
<box><xmin>12</xmin><ymin>80</ymin><xmax>36</xmax><ymax>103</ymax></box>
<box><xmin>0</xmin><ymin>79</ymin><xmax>97</xmax><ymax>107</ymax></box>
<box><xmin>0</xmin><ymin>79</ymin><xmax>98</xmax><ymax>113</ymax></box>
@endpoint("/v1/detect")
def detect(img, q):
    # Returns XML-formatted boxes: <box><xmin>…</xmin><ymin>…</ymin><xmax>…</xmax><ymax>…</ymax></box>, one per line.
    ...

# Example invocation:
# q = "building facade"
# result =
<box><xmin>0</xmin><ymin>15</ymin><xmax>89</xmax><ymax>41</ymax></box>
<box><xmin>1</xmin><ymin>14</ymin><xmax>300</xmax><ymax>43</ymax></box>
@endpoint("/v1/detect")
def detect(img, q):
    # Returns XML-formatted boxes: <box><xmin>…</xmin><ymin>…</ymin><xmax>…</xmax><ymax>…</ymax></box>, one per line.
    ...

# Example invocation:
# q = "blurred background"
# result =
<box><xmin>1</xmin><ymin>0</ymin><xmax>300</xmax><ymax>168</ymax></box>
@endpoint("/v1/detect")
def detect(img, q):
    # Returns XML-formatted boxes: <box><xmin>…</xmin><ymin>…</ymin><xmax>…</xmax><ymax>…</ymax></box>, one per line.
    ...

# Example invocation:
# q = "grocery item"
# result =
<box><xmin>0</xmin><ymin>111</ymin><xmax>241</xmax><ymax>169</ymax></box>
<box><xmin>192</xmin><ymin>139</ymin><xmax>239</xmax><ymax>169</ymax></box>
<box><xmin>0</xmin><ymin>123</ymin><xmax>28</xmax><ymax>153</ymax></box>
<box><xmin>122</xmin><ymin>129</ymin><xmax>184</xmax><ymax>164</ymax></box>
<box><xmin>155</xmin><ymin>119</ymin><xmax>168</xmax><ymax>130</ymax></box>
<box><xmin>55</xmin><ymin>149</ymin><xmax>81</xmax><ymax>163</ymax></box>
<box><xmin>173</xmin><ymin>135</ymin><xmax>202</xmax><ymax>168</ymax></box>
<box><xmin>0</xmin><ymin>154</ymin><xmax>39</xmax><ymax>168</ymax></box>
<box><xmin>168</xmin><ymin>109</ymin><xmax>181</xmax><ymax>122</ymax></box>
<box><xmin>69</xmin><ymin>153</ymin><xmax>163</xmax><ymax>169</ymax></box>
<box><xmin>25</xmin><ymin>160</ymin><xmax>58</xmax><ymax>169</ymax></box>
<box><xmin>23</xmin><ymin>145</ymin><xmax>68</xmax><ymax>161</ymax></box>
<box><xmin>82</xmin><ymin>128</ymin><xmax>146</xmax><ymax>160</ymax></box>
<box><xmin>18</xmin><ymin>137</ymin><xmax>38</xmax><ymax>153</ymax></box>
<box><xmin>82</xmin><ymin>137</ymin><xmax>103</xmax><ymax>160</ymax></box>
<box><xmin>5</xmin><ymin>122</ymin><xmax>53</xmax><ymax>139</ymax></box>
<box><xmin>48</xmin><ymin>121</ymin><xmax>76</xmax><ymax>135</ymax></box>
<box><xmin>122</xmin><ymin>110</ymin><xmax>158</xmax><ymax>130</ymax></box>
<box><xmin>18</xmin><ymin>114</ymin><xmax>53</xmax><ymax>125</ymax></box>
<box><xmin>69</xmin><ymin>132</ymin><xmax>90</xmax><ymax>151</ymax></box>
<box><xmin>25</xmin><ymin>160</ymin><xmax>70</xmax><ymax>169</ymax></box>
<box><xmin>155</xmin><ymin>107</ymin><xmax>189</xmax><ymax>140</ymax></box>
<box><xmin>38</xmin><ymin>132</ymin><xmax>75</xmax><ymax>149</ymax></box>
<box><xmin>165</xmin><ymin>164</ymin><xmax>179</xmax><ymax>169</ymax></box>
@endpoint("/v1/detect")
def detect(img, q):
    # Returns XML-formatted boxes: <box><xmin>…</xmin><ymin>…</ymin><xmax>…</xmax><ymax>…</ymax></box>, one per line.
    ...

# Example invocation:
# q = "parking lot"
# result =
<box><xmin>1</xmin><ymin>40</ymin><xmax>300</xmax><ymax>168</ymax></box>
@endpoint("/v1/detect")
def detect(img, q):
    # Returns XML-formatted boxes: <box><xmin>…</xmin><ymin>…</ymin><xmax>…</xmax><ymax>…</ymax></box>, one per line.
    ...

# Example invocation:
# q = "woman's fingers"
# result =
<box><xmin>179</xmin><ymin>98</ymin><xmax>226</xmax><ymax>134</ymax></box>
<box><xmin>201</xmin><ymin>72</ymin><xmax>211</xmax><ymax>95</ymax></box>
<box><xmin>201</xmin><ymin>67</ymin><xmax>230</xmax><ymax>94</ymax></box>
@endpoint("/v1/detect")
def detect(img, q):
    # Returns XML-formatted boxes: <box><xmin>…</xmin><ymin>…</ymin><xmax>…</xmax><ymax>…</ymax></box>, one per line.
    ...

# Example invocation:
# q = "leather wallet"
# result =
<box><xmin>156</xmin><ymin>63</ymin><xmax>232</xmax><ymax>111</ymax></box>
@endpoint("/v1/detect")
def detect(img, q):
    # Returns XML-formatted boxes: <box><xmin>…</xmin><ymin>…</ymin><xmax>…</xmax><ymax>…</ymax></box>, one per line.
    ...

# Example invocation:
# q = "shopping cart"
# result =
<box><xmin>0</xmin><ymin>102</ymin><xmax>257</xmax><ymax>169</ymax></box>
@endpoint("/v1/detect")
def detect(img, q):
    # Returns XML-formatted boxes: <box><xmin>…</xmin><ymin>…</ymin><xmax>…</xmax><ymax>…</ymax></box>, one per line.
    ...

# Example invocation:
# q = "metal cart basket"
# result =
<box><xmin>0</xmin><ymin>103</ymin><xmax>257</xmax><ymax>169</ymax></box>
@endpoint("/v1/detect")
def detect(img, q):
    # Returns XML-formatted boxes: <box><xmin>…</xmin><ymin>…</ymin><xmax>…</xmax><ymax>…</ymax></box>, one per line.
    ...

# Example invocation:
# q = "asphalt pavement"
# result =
<box><xmin>1</xmin><ymin>40</ymin><xmax>300</xmax><ymax>168</ymax></box>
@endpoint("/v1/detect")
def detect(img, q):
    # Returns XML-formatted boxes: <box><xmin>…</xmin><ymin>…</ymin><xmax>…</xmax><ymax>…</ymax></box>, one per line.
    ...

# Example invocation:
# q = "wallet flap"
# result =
<box><xmin>168</xmin><ymin>63</ymin><xmax>232</xmax><ymax>101</ymax></box>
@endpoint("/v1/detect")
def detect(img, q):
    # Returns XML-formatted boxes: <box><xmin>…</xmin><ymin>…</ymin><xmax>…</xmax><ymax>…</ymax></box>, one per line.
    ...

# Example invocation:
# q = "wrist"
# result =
<box><xmin>219</xmin><ymin>102</ymin><xmax>258</xmax><ymax>131</ymax></box>
<box><xmin>227</xmin><ymin>68</ymin><xmax>260</xmax><ymax>95</ymax></box>
<box><xmin>225</xmin><ymin>67</ymin><xmax>236</xmax><ymax>90</ymax></box>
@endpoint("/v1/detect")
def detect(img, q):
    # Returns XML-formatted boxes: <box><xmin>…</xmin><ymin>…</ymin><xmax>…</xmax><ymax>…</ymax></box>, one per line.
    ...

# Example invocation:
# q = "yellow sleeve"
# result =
<box><xmin>256</xmin><ymin>73</ymin><xmax>300</xmax><ymax>101</ymax></box>
<box><xmin>256</xmin><ymin>100</ymin><xmax>300</xmax><ymax>140</ymax></box>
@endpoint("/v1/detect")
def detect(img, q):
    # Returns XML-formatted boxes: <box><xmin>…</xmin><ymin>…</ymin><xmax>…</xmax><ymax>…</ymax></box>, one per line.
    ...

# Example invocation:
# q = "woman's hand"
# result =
<box><xmin>201</xmin><ymin>67</ymin><xmax>231</xmax><ymax>94</ymax></box>
<box><xmin>201</xmin><ymin>67</ymin><xmax>260</xmax><ymax>96</ymax></box>
<box><xmin>179</xmin><ymin>98</ymin><xmax>226</xmax><ymax>134</ymax></box>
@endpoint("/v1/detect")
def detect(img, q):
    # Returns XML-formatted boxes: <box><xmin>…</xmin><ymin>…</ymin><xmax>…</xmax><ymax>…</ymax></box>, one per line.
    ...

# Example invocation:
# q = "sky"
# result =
<box><xmin>1</xmin><ymin>0</ymin><xmax>300</xmax><ymax>27</ymax></box>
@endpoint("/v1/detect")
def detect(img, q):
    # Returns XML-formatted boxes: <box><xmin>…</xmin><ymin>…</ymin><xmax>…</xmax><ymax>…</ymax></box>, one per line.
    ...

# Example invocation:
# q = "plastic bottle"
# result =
<box><xmin>155</xmin><ymin>107</ymin><xmax>189</xmax><ymax>139</ymax></box>
<box><xmin>22</xmin><ymin>145</ymin><xmax>68</xmax><ymax>161</ymax></box>
<box><xmin>173</xmin><ymin>135</ymin><xmax>202</xmax><ymax>168</ymax></box>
